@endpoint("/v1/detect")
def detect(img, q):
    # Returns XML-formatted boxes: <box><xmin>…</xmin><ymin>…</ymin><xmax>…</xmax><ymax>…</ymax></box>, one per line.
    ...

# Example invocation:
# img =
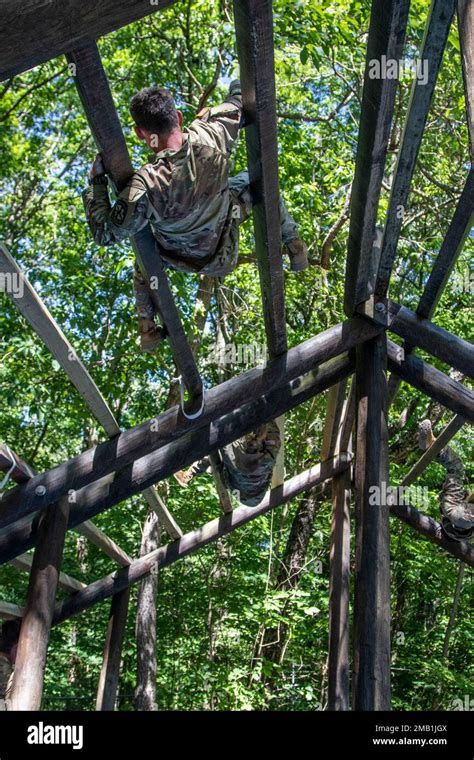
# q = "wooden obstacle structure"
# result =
<box><xmin>0</xmin><ymin>0</ymin><xmax>472</xmax><ymax>711</ymax></box>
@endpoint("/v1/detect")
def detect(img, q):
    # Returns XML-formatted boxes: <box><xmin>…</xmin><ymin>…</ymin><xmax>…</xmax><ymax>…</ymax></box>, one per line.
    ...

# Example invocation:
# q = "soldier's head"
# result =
<box><xmin>130</xmin><ymin>87</ymin><xmax>183</xmax><ymax>150</ymax></box>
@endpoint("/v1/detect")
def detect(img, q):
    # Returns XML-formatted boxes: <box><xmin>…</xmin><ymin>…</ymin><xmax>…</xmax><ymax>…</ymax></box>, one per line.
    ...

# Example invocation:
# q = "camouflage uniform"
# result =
<box><xmin>0</xmin><ymin>653</ymin><xmax>13</xmax><ymax>711</ymax></box>
<box><xmin>189</xmin><ymin>421</ymin><xmax>281</xmax><ymax>507</ymax></box>
<box><xmin>82</xmin><ymin>81</ymin><xmax>299</xmax><ymax>320</ymax></box>
<box><xmin>436</xmin><ymin>446</ymin><xmax>473</xmax><ymax>539</ymax></box>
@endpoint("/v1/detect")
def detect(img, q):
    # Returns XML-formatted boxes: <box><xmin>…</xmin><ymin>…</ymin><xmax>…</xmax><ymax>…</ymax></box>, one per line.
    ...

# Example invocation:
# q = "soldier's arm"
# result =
<box><xmin>195</xmin><ymin>79</ymin><xmax>243</xmax><ymax>154</ymax></box>
<box><xmin>82</xmin><ymin>173</ymin><xmax>152</xmax><ymax>246</ymax></box>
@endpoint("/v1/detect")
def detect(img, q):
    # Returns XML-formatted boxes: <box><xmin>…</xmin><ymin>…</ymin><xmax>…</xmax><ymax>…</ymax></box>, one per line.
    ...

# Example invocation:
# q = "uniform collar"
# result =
<box><xmin>152</xmin><ymin>132</ymin><xmax>190</xmax><ymax>162</ymax></box>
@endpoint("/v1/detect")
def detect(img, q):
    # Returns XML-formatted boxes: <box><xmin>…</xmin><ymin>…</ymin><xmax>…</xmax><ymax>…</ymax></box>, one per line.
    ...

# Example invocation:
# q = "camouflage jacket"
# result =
<box><xmin>437</xmin><ymin>446</ymin><xmax>473</xmax><ymax>530</ymax></box>
<box><xmin>83</xmin><ymin>81</ymin><xmax>243</xmax><ymax>276</ymax></box>
<box><xmin>222</xmin><ymin>421</ymin><xmax>281</xmax><ymax>507</ymax></box>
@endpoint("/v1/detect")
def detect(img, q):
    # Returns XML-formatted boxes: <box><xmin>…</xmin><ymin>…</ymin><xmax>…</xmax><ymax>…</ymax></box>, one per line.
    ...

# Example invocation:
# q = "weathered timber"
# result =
<box><xmin>95</xmin><ymin>588</ymin><xmax>130</xmax><ymax>711</ymax></box>
<box><xmin>327</xmin><ymin>467</ymin><xmax>351</xmax><ymax>711</ymax></box>
<box><xmin>9</xmin><ymin>553</ymin><xmax>85</xmax><ymax>594</ymax></box>
<box><xmin>387</xmin><ymin>340</ymin><xmax>474</xmax><ymax>422</ymax></box>
<box><xmin>0</xmin><ymin>601</ymin><xmax>24</xmax><ymax>620</ymax></box>
<box><xmin>417</xmin><ymin>170</ymin><xmax>474</xmax><ymax>320</ymax></box>
<box><xmin>74</xmin><ymin>522</ymin><xmax>132</xmax><ymax>567</ymax></box>
<box><xmin>208</xmin><ymin>453</ymin><xmax>233</xmax><ymax>514</ymax></box>
<box><xmin>0</xmin><ymin>317</ymin><xmax>379</xmax><ymax>526</ymax></box>
<box><xmin>458</xmin><ymin>0</ymin><xmax>474</xmax><ymax>162</ymax></box>
<box><xmin>375</xmin><ymin>0</ymin><xmax>457</xmax><ymax>296</ymax></box>
<box><xmin>343</xmin><ymin>0</ymin><xmax>410</xmax><ymax>315</ymax></box>
<box><xmin>386</xmin><ymin>301</ymin><xmax>474</xmax><ymax>378</ymax></box>
<box><xmin>0</xmin><ymin>0</ymin><xmax>180</xmax><ymax>81</ymax></box>
<box><xmin>8</xmin><ymin>498</ymin><xmax>70</xmax><ymax>710</ymax></box>
<box><xmin>233</xmin><ymin>0</ymin><xmax>287</xmax><ymax>357</ymax></box>
<box><xmin>0</xmin><ymin>244</ymin><xmax>182</xmax><ymax>539</ymax></box>
<box><xmin>321</xmin><ymin>381</ymin><xmax>348</xmax><ymax>460</ymax></box>
<box><xmin>53</xmin><ymin>455</ymin><xmax>352</xmax><ymax>625</ymax></box>
<box><xmin>353</xmin><ymin>335</ymin><xmax>390</xmax><ymax>710</ymax></box>
<box><xmin>0</xmin><ymin>353</ymin><xmax>354</xmax><ymax>560</ymax></box>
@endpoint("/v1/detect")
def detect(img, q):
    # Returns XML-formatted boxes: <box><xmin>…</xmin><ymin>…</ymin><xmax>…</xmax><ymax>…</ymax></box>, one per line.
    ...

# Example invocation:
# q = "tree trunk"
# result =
<box><xmin>134</xmin><ymin>511</ymin><xmax>161</xmax><ymax>711</ymax></box>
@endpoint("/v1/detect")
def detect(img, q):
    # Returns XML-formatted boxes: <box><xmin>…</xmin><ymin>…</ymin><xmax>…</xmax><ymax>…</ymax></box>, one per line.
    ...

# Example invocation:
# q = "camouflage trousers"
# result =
<box><xmin>133</xmin><ymin>170</ymin><xmax>299</xmax><ymax>319</ymax></box>
<box><xmin>437</xmin><ymin>446</ymin><xmax>473</xmax><ymax>531</ymax></box>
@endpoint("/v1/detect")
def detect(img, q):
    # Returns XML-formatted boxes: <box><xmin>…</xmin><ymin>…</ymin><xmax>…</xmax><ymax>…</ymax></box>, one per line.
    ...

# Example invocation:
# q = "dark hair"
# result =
<box><xmin>130</xmin><ymin>87</ymin><xmax>179</xmax><ymax>135</ymax></box>
<box><xmin>0</xmin><ymin>620</ymin><xmax>21</xmax><ymax>652</ymax></box>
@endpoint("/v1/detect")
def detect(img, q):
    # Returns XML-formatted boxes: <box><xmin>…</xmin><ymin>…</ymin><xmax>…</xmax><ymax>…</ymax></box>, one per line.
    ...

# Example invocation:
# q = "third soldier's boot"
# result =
<box><xmin>139</xmin><ymin>318</ymin><xmax>167</xmax><ymax>353</ymax></box>
<box><xmin>418</xmin><ymin>419</ymin><xmax>436</xmax><ymax>451</ymax></box>
<box><xmin>283</xmin><ymin>238</ymin><xmax>309</xmax><ymax>272</ymax></box>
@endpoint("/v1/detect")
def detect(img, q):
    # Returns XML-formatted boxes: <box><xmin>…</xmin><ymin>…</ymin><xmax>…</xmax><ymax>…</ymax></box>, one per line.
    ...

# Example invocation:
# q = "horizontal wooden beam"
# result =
<box><xmin>375</xmin><ymin>0</ymin><xmax>456</xmax><ymax>297</ymax></box>
<box><xmin>0</xmin><ymin>318</ymin><xmax>379</xmax><ymax>527</ymax></box>
<box><xmin>401</xmin><ymin>415</ymin><xmax>465</xmax><ymax>487</ymax></box>
<box><xmin>53</xmin><ymin>455</ymin><xmax>353</xmax><ymax>624</ymax></box>
<box><xmin>343</xmin><ymin>0</ymin><xmax>410</xmax><ymax>315</ymax></box>
<box><xmin>386</xmin><ymin>300</ymin><xmax>474</xmax><ymax>378</ymax></box>
<box><xmin>0</xmin><ymin>353</ymin><xmax>355</xmax><ymax>563</ymax></box>
<box><xmin>387</xmin><ymin>339</ymin><xmax>474</xmax><ymax>421</ymax></box>
<box><xmin>233</xmin><ymin>0</ymin><xmax>287</xmax><ymax>357</ymax></box>
<box><xmin>389</xmin><ymin>501</ymin><xmax>474</xmax><ymax>567</ymax></box>
<box><xmin>9</xmin><ymin>552</ymin><xmax>86</xmax><ymax>594</ymax></box>
<box><xmin>0</xmin><ymin>0</ymin><xmax>180</xmax><ymax>81</ymax></box>
<box><xmin>0</xmin><ymin>600</ymin><xmax>24</xmax><ymax>620</ymax></box>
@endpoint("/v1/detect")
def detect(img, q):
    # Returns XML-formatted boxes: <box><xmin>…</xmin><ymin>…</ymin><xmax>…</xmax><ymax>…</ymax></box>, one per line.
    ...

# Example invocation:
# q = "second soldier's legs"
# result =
<box><xmin>133</xmin><ymin>261</ymin><xmax>167</xmax><ymax>352</ymax></box>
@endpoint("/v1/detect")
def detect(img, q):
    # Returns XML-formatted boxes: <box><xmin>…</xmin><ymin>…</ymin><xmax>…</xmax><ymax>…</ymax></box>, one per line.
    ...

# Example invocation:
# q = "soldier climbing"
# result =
<box><xmin>82</xmin><ymin>80</ymin><xmax>309</xmax><ymax>352</ymax></box>
<box><xmin>174</xmin><ymin>421</ymin><xmax>281</xmax><ymax>507</ymax></box>
<box><xmin>418</xmin><ymin>419</ymin><xmax>474</xmax><ymax>542</ymax></box>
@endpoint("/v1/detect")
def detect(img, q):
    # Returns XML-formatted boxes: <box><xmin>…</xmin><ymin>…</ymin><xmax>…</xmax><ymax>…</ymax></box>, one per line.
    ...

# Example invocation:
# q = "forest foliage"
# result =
<box><xmin>0</xmin><ymin>0</ymin><xmax>472</xmax><ymax>710</ymax></box>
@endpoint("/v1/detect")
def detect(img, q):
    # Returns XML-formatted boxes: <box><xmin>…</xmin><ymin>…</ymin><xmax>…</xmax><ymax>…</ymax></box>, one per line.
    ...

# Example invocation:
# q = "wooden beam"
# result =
<box><xmin>208</xmin><ymin>453</ymin><xmax>233</xmax><ymax>514</ymax></box>
<box><xmin>327</xmin><ymin>467</ymin><xmax>351</xmax><ymax>711</ymax></box>
<box><xmin>9</xmin><ymin>552</ymin><xmax>86</xmax><ymax>594</ymax></box>
<box><xmin>53</xmin><ymin>455</ymin><xmax>352</xmax><ymax>625</ymax></box>
<box><xmin>387</xmin><ymin>169</ymin><xmax>474</xmax><ymax>404</ymax></box>
<box><xmin>67</xmin><ymin>42</ymin><xmax>203</xmax><ymax>413</ymax></box>
<box><xmin>95</xmin><ymin>588</ymin><xmax>130</xmax><ymax>711</ymax></box>
<box><xmin>401</xmin><ymin>414</ymin><xmax>466</xmax><ymax>486</ymax></box>
<box><xmin>233</xmin><ymin>0</ymin><xmax>287</xmax><ymax>357</ymax></box>
<box><xmin>0</xmin><ymin>601</ymin><xmax>24</xmax><ymax>620</ymax></box>
<box><xmin>321</xmin><ymin>381</ymin><xmax>347</xmax><ymax>460</ymax></box>
<box><xmin>343</xmin><ymin>0</ymin><xmax>410</xmax><ymax>316</ymax></box>
<box><xmin>375</xmin><ymin>0</ymin><xmax>457</xmax><ymax>296</ymax></box>
<box><xmin>337</xmin><ymin>380</ymin><xmax>356</xmax><ymax>454</ymax></box>
<box><xmin>0</xmin><ymin>244</ymin><xmax>182</xmax><ymax>539</ymax></box>
<box><xmin>353</xmin><ymin>335</ymin><xmax>390</xmax><ymax>710</ymax></box>
<box><xmin>0</xmin><ymin>445</ymin><xmax>134</xmax><ymax>568</ymax></box>
<box><xmin>386</xmin><ymin>300</ymin><xmax>474</xmax><ymax>378</ymax></box>
<box><xmin>416</xmin><ymin>169</ymin><xmax>474</xmax><ymax>320</ymax></box>
<box><xmin>8</xmin><ymin>498</ymin><xmax>70</xmax><ymax>710</ymax></box>
<box><xmin>390</xmin><ymin>501</ymin><xmax>474</xmax><ymax>566</ymax></box>
<box><xmin>0</xmin><ymin>0</ymin><xmax>180</xmax><ymax>81</ymax></box>
<box><xmin>387</xmin><ymin>339</ymin><xmax>474</xmax><ymax>421</ymax></box>
<box><xmin>74</xmin><ymin>522</ymin><xmax>132</xmax><ymax>567</ymax></box>
<box><xmin>0</xmin><ymin>317</ymin><xmax>379</xmax><ymax>525</ymax></box>
<box><xmin>0</xmin><ymin>243</ymin><xmax>117</xmax><ymax>437</ymax></box>
<box><xmin>0</xmin><ymin>353</ymin><xmax>355</xmax><ymax>564</ymax></box>
<box><xmin>458</xmin><ymin>0</ymin><xmax>474</xmax><ymax>163</ymax></box>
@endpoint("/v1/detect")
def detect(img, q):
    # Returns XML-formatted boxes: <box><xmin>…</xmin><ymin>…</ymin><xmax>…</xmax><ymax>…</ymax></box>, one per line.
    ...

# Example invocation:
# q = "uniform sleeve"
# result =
<box><xmin>82</xmin><ymin>172</ymin><xmax>152</xmax><ymax>246</ymax></box>
<box><xmin>194</xmin><ymin>79</ymin><xmax>243</xmax><ymax>154</ymax></box>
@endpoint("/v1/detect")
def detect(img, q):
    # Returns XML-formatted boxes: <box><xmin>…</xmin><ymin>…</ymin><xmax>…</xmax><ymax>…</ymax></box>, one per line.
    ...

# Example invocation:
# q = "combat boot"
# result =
<box><xmin>283</xmin><ymin>238</ymin><xmax>309</xmax><ymax>272</ymax></box>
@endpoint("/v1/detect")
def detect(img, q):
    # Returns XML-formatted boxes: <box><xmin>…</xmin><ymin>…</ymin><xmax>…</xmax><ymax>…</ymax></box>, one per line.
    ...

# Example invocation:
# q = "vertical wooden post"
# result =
<box><xmin>353</xmin><ymin>335</ymin><xmax>390</xmax><ymax>710</ymax></box>
<box><xmin>8</xmin><ymin>499</ymin><xmax>70</xmax><ymax>710</ymax></box>
<box><xmin>96</xmin><ymin>588</ymin><xmax>130</xmax><ymax>711</ymax></box>
<box><xmin>327</xmin><ymin>466</ymin><xmax>351</xmax><ymax>711</ymax></box>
